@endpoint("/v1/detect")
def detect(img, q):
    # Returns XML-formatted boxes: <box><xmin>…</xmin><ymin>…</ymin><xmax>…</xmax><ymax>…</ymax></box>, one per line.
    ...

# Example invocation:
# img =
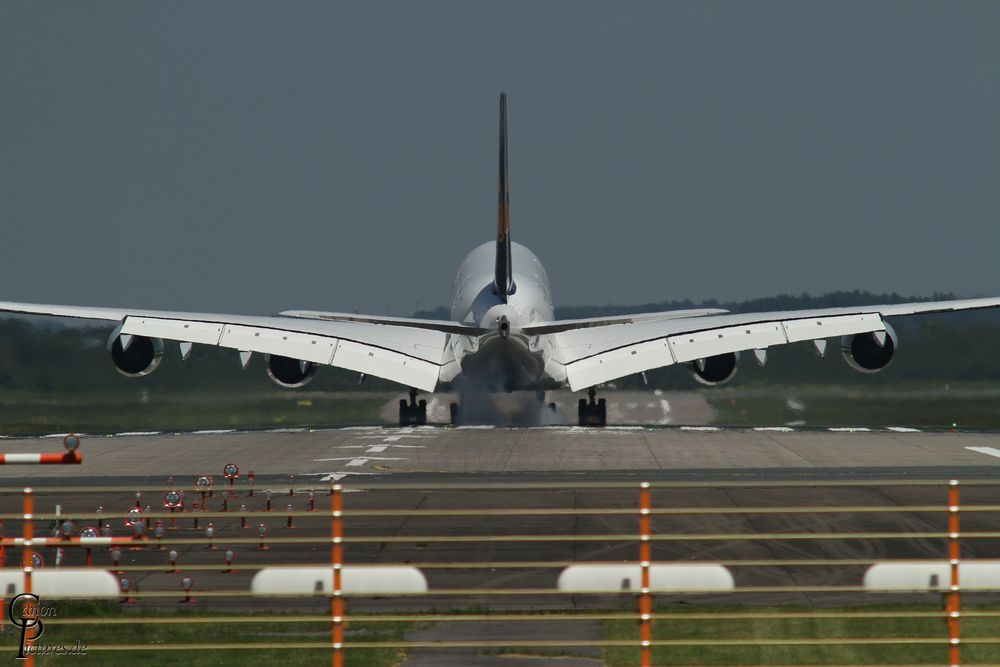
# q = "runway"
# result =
<box><xmin>3</xmin><ymin>428</ymin><xmax>999</xmax><ymax>666</ymax></box>
<box><xmin>1</xmin><ymin>426</ymin><xmax>1000</xmax><ymax>481</ymax></box>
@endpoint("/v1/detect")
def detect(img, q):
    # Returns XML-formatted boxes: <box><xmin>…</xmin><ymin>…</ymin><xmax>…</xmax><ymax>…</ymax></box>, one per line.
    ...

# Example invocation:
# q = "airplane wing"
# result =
<box><xmin>551</xmin><ymin>297</ymin><xmax>1000</xmax><ymax>391</ymax></box>
<box><xmin>521</xmin><ymin>307</ymin><xmax>729</xmax><ymax>335</ymax></box>
<box><xmin>0</xmin><ymin>300</ymin><xmax>447</xmax><ymax>392</ymax></box>
<box><xmin>279</xmin><ymin>309</ymin><xmax>488</xmax><ymax>335</ymax></box>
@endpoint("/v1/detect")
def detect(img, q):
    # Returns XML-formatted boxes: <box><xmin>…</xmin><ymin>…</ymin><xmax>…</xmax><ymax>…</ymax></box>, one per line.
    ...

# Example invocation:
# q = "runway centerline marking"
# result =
<box><xmin>336</xmin><ymin>444</ymin><xmax>425</xmax><ymax>449</ymax></box>
<box><xmin>311</xmin><ymin>471</ymin><xmax>378</xmax><ymax>483</ymax></box>
<box><xmin>966</xmin><ymin>446</ymin><xmax>1000</xmax><ymax>460</ymax></box>
<box><xmin>314</xmin><ymin>456</ymin><xmax>407</xmax><ymax>467</ymax></box>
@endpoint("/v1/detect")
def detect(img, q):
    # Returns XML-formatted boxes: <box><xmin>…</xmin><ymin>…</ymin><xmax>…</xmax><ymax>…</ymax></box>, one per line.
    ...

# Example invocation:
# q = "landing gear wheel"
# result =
<box><xmin>578</xmin><ymin>388</ymin><xmax>606</xmax><ymax>427</ymax></box>
<box><xmin>398</xmin><ymin>389</ymin><xmax>427</xmax><ymax>426</ymax></box>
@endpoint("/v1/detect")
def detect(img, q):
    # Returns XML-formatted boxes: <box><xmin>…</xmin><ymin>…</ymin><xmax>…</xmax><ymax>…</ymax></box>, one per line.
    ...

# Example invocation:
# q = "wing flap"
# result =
<box><xmin>559</xmin><ymin>312</ymin><xmax>890</xmax><ymax>390</ymax></box>
<box><xmin>667</xmin><ymin>321</ymin><xmax>787</xmax><ymax>364</ymax></box>
<box><xmin>566</xmin><ymin>339</ymin><xmax>673</xmax><ymax>391</ymax></box>
<box><xmin>781</xmin><ymin>313</ymin><xmax>884</xmax><ymax>343</ymax></box>
<box><xmin>120</xmin><ymin>317</ymin><xmax>224</xmax><ymax>346</ymax></box>
<box><xmin>218</xmin><ymin>324</ymin><xmax>340</xmax><ymax>365</ymax></box>
<box><xmin>333</xmin><ymin>340</ymin><xmax>439</xmax><ymax>391</ymax></box>
<box><xmin>52</xmin><ymin>310</ymin><xmax>447</xmax><ymax>392</ymax></box>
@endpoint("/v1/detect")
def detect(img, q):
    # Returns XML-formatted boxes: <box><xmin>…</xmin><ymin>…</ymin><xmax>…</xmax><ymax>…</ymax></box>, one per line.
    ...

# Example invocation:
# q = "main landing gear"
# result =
<box><xmin>578</xmin><ymin>387</ymin><xmax>606</xmax><ymax>427</ymax></box>
<box><xmin>399</xmin><ymin>389</ymin><xmax>427</xmax><ymax>426</ymax></box>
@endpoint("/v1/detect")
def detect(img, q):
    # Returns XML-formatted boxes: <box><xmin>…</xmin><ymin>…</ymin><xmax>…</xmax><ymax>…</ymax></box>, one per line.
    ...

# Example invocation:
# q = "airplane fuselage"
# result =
<box><xmin>449</xmin><ymin>241</ymin><xmax>559</xmax><ymax>391</ymax></box>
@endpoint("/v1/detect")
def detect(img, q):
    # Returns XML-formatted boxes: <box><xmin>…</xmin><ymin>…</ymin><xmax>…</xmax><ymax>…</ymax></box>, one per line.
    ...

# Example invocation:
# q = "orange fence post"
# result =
<box><xmin>331</xmin><ymin>484</ymin><xmax>344</xmax><ymax>667</ymax></box>
<box><xmin>639</xmin><ymin>481</ymin><xmax>652</xmax><ymax>667</ymax></box>
<box><xmin>22</xmin><ymin>487</ymin><xmax>36</xmax><ymax>667</ymax></box>
<box><xmin>947</xmin><ymin>479</ymin><xmax>962</xmax><ymax>667</ymax></box>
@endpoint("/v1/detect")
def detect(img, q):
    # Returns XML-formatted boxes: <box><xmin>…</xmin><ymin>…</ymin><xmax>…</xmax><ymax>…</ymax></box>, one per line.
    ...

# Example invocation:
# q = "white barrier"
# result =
<box><xmin>864</xmin><ymin>560</ymin><xmax>1000</xmax><ymax>591</ymax></box>
<box><xmin>251</xmin><ymin>566</ymin><xmax>427</xmax><ymax>595</ymax></box>
<box><xmin>0</xmin><ymin>569</ymin><xmax>120</xmax><ymax>597</ymax></box>
<box><xmin>557</xmin><ymin>563</ymin><xmax>734</xmax><ymax>592</ymax></box>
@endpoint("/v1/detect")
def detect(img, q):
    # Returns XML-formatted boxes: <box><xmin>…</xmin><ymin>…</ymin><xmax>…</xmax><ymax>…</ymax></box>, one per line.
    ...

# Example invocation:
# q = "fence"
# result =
<box><xmin>0</xmin><ymin>476</ymin><xmax>999</xmax><ymax>666</ymax></box>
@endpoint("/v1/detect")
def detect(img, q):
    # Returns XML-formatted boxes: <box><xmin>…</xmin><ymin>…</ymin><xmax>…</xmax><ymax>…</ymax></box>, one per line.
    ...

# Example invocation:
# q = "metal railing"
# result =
<box><xmin>0</xmin><ymin>476</ymin><xmax>999</xmax><ymax>666</ymax></box>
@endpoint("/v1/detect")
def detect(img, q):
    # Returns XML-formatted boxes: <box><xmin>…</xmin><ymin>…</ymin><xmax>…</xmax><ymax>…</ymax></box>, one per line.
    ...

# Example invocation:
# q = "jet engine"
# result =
<box><xmin>266</xmin><ymin>354</ymin><xmax>317</xmax><ymax>388</ymax></box>
<box><xmin>109</xmin><ymin>334</ymin><xmax>164</xmax><ymax>377</ymax></box>
<box><xmin>841</xmin><ymin>323</ymin><xmax>897</xmax><ymax>373</ymax></box>
<box><xmin>688</xmin><ymin>352</ymin><xmax>739</xmax><ymax>386</ymax></box>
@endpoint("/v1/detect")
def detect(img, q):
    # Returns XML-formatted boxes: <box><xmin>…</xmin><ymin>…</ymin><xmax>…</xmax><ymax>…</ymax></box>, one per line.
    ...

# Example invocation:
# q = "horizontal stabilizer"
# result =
<box><xmin>521</xmin><ymin>308</ymin><xmax>730</xmax><ymax>335</ymax></box>
<box><xmin>280</xmin><ymin>310</ymin><xmax>488</xmax><ymax>336</ymax></box>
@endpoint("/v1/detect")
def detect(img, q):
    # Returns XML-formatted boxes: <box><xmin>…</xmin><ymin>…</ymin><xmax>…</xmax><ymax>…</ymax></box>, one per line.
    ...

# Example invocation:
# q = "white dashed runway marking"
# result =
<box><xmin>966</xmin><ymin>446</ymin><xmax>1000</xmax><ymax>460</ymax></box>
<box><xmin>658</xmin><ymin>399</ymin><xmax>672</xmax><ymax>426</ymax></box>
<box><xmin>304</xmin><ymin>427</ymin><xmax>443</xmax><ymax>482</ymax></box>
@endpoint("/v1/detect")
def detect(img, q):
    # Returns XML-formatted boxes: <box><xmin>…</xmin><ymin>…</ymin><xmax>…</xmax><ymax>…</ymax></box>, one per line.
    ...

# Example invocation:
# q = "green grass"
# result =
<box><xmin>0</xmin><ymin>391</ymin><xmax>387</xmax><ymax>435</ymax></box>
<box><xmin>604</xmin><ymin>604</ymin><xmax>1000</xmax><ymax>665</ymax></box>
<box><xmin>707</xmin><ymin>384</ymin><xmax>1000</xmax><ymax>428</ymax></box>
<box><xmin>0</xmin><ymin>602</ymin><xmax>405</xmax><ymax>666</ymax></box>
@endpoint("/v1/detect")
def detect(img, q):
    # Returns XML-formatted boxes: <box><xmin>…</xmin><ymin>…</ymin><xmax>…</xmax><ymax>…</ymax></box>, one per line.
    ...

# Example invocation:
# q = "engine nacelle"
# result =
<box><xmin>109</xmin><ymin>334</ymin><xmax>164</xmax><ymax>377</ymax></box>
<box><xmin>841</xmin><ymin>323</ymin><xmax>897</xmax><ymax>373</ymax></box>
<box><xmin>688</xmin><ymin>352</ymin><xmax>739</xmax><ymax>386</ymax></box>
<box><xmin>266</xmin><ymin>354</ymin><xmax>317</xmax><ymax>388</ymax></box>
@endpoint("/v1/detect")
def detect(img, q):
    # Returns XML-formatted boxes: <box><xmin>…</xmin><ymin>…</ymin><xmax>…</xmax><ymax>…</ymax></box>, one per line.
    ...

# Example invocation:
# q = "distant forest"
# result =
<box><xmin>3</xmin><ymin>290</ymin><xmax>1000</xmax><ymax>395</ymax></box>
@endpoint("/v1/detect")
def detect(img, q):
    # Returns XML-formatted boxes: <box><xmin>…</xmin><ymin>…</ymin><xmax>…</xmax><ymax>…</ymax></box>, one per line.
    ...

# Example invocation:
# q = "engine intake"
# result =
<box><xmin>689</xmin><ymin>352</ymin><xmax>739</xmax><ymax>386</ymax></box>
<box><xmin>109</xmin><ymin>334</ymin><xmax>164</xmax><ymax>377</ymax></box>
<box><xmin>841</xmin><ymin>323</ymin><xmax>897</xmax><ymax>373</ymax></box>
<box><xmin>266</xmin><ymin>354</ymin><xmax>317</xmax><ymax>388</ymax></box>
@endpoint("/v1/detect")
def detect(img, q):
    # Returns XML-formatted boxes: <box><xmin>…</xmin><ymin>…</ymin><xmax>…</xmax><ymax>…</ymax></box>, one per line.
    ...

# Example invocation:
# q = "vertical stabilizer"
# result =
<box><xmin>495</xmin><ymin>92</ymin><xmax>512</xmax><ymax>302</ymax></box>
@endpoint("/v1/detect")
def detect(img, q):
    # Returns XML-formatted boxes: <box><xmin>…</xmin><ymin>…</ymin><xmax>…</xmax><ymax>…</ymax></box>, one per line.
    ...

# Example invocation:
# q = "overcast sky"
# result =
<box><xmin>2</xmin><ymin>2</ymin><xmax>999</xmax><ymax>317</ymax></box>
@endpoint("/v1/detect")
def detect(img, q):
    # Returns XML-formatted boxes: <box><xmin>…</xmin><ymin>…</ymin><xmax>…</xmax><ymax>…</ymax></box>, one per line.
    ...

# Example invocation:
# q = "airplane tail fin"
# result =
<box><xmin>494</xmin><ymin>92</ymin><xmax>512</xmax><ymax>302</ymax></box>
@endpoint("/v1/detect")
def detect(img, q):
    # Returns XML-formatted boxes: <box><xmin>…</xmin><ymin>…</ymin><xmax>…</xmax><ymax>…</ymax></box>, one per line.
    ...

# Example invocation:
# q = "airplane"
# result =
<box><xmin>4</xmin><ymin>92</ymin><xmax>1000</xmax><ymax>427</ymax></box>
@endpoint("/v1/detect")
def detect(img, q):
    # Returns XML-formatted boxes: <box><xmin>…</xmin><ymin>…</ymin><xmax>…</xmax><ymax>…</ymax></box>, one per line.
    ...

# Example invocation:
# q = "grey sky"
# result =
<box><xmin>2</xmin><ymin>2</ymin><xmax>999</xmax><ymax>317</ymax></box>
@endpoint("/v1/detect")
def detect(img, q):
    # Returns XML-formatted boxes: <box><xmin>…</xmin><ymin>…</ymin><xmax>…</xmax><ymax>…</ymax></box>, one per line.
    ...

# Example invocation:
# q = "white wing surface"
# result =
<box><xmin>0</xmin><ymin>301</ymin><xmax>447</xmax><ymax>392</ymax></box>
<box><xmin>551</xmin><ymin>297</ymin><xmax>1000</xmax><ymax>391</ymax></box>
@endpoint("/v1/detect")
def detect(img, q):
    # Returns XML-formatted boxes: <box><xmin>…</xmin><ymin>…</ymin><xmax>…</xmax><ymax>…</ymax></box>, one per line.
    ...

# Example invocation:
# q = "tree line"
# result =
<box><xmin>3</xmin><ymin>290</ymin><xmax>1000</xmax><ymax>394</ymax></box>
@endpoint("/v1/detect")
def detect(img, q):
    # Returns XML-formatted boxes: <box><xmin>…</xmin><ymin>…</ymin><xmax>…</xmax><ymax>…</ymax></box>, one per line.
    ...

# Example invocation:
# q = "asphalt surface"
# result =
<box><xmin>2</xmin><ymin>425</ymin><xmax>1000</xmax><ymax>480</ymax></box>
<box><xmin>2</xmin><ymin>426</ymin><xmax>999</xmax><ymax>665</ymax></box>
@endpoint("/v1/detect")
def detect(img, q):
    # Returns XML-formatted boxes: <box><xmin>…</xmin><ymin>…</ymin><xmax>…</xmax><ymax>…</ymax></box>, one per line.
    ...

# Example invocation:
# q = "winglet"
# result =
<box><xmin>494</xmin><ymin>92</ymin><xmax>512</xmax><ymax>302</ymax></box>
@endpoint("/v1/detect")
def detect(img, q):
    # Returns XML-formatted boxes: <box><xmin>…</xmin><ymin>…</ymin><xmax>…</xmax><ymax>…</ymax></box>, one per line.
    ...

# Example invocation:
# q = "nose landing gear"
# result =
<box><xmin>399</xmin><ymin>389</ymin><xmax>427</xmax><ymax>426</ymax></box>
<box><xmin>578</xmin><ymin>387</ymin><xmax>606</xmax><ymax>427</ymax></box>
